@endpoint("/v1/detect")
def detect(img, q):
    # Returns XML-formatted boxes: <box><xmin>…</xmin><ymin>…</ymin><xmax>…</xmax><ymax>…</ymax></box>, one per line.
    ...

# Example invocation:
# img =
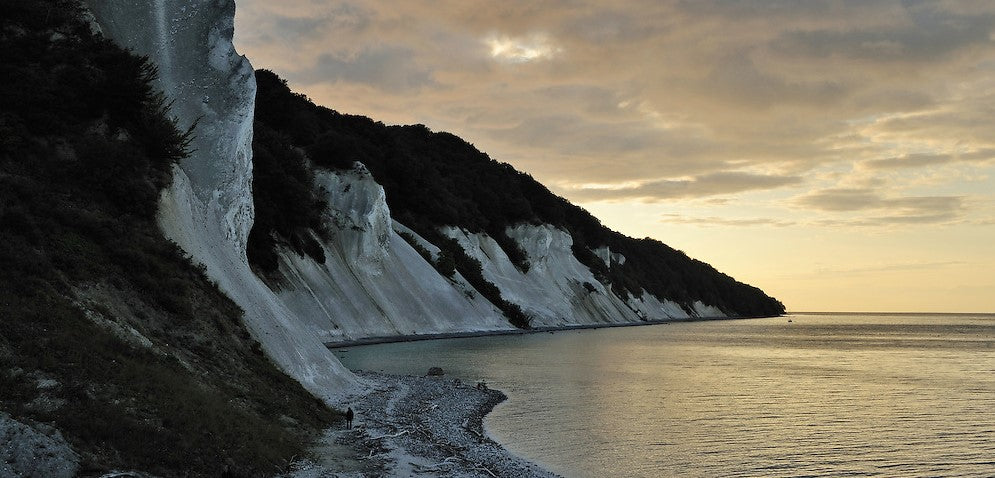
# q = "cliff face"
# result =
<box><xmin>273</xmin><ymin>165</ymin><xmax>512</xmax><ymax>340</ymax></box>
<box><xmin>443</xmin><ymin>224</ymin><xmax>691</xmax><ymax>326</ymax></box>
<box><xmin>263</xmin><ymin>162</ymin><xmax>722</xmax><ymax>340</ymax></box>
<box><xmin>83</xmin><ymin>0</ymin><xmax>358</xmax><ymax>400</ymax></box>
<box><xmin>251</xmin><ymin>70</ymin><xmax>786</xmax><ymax>329</ymax></box>
<box><xmin>85</xmin><ymin>0</ymin><xmax>782</xmax><ymax>403</ymax></box>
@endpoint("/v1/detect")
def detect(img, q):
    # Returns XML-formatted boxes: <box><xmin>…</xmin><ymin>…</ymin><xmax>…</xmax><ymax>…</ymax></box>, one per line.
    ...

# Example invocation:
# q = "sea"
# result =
<box><xmin>332</xmin><ymin>313</ymin><xmax>995</xmax><ymax>477</ymax></box>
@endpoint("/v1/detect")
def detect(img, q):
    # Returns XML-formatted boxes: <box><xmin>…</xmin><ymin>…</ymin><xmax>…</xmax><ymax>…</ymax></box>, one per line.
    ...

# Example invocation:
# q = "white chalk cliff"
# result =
<box><xmin>84</xmin><ymin>0</ymin><xmax>359</xmax><ymax>400</ymax></box>
<box><xmin>273</xmin><ymin>165</ymin><xmax>512</xmax><ymax>340</ymax></box>
<box><xmin>443</xmin><ymin>225</ymin><xmax>712</xmax><ymax>326</ymax></box>
<box><xmin>85</xmin><ymin>0</ymin><xmax>728</xmax><ymax>400</ymax></box>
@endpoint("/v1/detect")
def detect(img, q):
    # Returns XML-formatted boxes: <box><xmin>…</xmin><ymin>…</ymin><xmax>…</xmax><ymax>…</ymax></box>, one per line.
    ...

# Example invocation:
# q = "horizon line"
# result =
<box><xmin>788</xmin><ymin>311</ymin><xmax>995</xmax><ymax>316</ymax></box>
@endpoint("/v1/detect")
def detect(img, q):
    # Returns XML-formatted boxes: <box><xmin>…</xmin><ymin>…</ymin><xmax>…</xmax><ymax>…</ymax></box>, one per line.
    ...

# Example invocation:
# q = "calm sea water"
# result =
<box><xmin>333</xmin><ymin>314</ymin><xmax>995</xmax><ymax>477</ymax></box>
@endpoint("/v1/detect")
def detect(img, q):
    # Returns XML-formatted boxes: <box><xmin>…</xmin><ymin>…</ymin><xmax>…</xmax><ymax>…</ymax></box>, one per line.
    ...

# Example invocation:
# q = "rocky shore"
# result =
<box><xmin>286</xmin><ymin>372</ymin><xmax>558</xmax><ymax>477</ymax></box>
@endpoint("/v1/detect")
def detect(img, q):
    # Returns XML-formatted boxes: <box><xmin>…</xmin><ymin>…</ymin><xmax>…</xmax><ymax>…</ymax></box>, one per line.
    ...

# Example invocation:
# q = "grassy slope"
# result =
<box><xmin>0</xmin><ymin>2</ymin><xmax>337</xmax><ymax>476</ymax></box>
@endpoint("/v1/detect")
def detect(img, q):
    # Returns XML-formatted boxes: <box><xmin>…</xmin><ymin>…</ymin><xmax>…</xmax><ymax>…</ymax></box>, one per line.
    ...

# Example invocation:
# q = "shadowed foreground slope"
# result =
<box><xmin>0</xmin><ymin>3</ymin><xmax>336</xmax><ymax>476</ymax></box>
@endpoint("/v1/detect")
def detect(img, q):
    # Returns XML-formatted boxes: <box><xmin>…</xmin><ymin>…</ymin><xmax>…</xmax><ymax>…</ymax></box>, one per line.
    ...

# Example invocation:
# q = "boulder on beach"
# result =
<box><xmin>426</xmin><ymin>367</ymin><xmax>445</xmax><ymax>376</ymax></box>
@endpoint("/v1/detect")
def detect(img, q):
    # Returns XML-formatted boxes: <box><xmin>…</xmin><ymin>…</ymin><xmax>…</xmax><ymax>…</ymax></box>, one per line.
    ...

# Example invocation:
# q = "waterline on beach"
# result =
<box><xmin>335</xmin><ymin>313</ymin><xmax>995</xmax><ymax>477</ymax></box>
<box><xmin>287</xmin><ymin>371</ymin><xmax>557</xmax><ymax>477</ymax></box>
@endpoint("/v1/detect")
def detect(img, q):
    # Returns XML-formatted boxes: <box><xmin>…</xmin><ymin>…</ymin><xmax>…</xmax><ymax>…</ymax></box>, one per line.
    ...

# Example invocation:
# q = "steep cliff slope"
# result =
<box><xmin>84</xmin><ymin>0</ymin><xmax>779</xmax><ymax>362</ymax></box>
<box><xmin>83</xmin><ymin>0</ymin><xmax>359</xmax><ymax>398</ymax></box>
<box><xmin>443</xmin><ymin>225</ymin><xmax>661</xmax><ymax>326</ymax></box>
<box><xmin>271</xmin><ymin>166</ymin><xmax>513</xmax><ymax>340</ymax></box>
<box><xmin>75</xmin><ymin>0</ymin><xmax>780</xmax><ymax>397</ymax></box>
<box><xmin>0</xmin><ymin>2</ymin><xmax>336</xmax><ymax>475</ymax></box>
<box><xmin>250</xmin><ymin>70</ymin><xmax>785</xmax><ymax>333</ymax></box>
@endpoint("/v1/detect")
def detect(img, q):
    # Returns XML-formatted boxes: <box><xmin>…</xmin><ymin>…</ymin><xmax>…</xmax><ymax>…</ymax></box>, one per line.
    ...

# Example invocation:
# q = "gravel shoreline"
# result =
<box><xmin>286</xmin><ymin>372</ymin><xmax>558</xmax><ymax>477</ymax></box>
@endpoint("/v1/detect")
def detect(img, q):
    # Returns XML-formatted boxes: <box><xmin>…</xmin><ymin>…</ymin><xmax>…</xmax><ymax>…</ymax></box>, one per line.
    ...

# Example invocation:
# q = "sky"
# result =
<box><xmin>234</xmin><ymin>0</ymin><xmax>995</xmax><ymax>313</ymax></box>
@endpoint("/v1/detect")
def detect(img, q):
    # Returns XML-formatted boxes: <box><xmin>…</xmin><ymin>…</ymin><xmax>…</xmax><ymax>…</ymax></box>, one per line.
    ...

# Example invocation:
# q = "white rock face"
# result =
<box><xmin>593</xmin><ymin>246</ymin><xmax>611</xmax><ymax>267</ymax></box>
<box><xmin>626</xmin><ymin>289</ymin><xmax>692</xmax><ymax>320</ymax></box>
<box><xmin>592</xmin><ymin>246</ymin><xmax>627</xmax><ymax>267</ymax></box>
<box><xmin>445</xmin><ymin>225</ymin><xmax>630</xmax><ymax>326</ymax></box>
<box><xmin>693</xmin><ymin>301</ymin><xmax>726</xmax><ymax>318</ymax></box>
<box><xmin>275</xmin><ymin>167</ymin><xmax>511</xmax><ymax>340</ymax></box>
<box><xmin>273</xmin><ymin>168</ymin><xmax>726</xmax><ymax>339</ymax></box>
<box><xmin>85</xmin><ymin>0</ymin><xmax>359</xmax><ymax>400</ymax></box>
<box><xmin>444</xmin><ymin>224</ymin><xmax>727</xmax><ymax>325</ymax></box>
<box><xmin>393</xmin><ymin>221</ymin><xmax>440</xmax><ymax>261</ymax></box>
<box><xmin>87</xmin><ymin>0</ymin><xmax>254</xmax><ymax>246</ymax></box>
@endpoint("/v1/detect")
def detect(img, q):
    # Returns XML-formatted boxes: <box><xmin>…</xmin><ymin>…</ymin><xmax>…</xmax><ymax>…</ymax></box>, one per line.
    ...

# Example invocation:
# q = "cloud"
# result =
<box><xmin>863</xmin><ymin>104</ymin><xmax>995</xmax><ymax>150</ymax></box>
<box><xmin>961</xmin><ymin>149</ymin><xmax>995</xmax><ymax>162</ymax></box>
<box><xmin>676</xmin><ymin>0</ymin><xmax>898</xmax><ymax>22</ymax></box>
<box><xmin>266</xmin><ymin>4</ymin><xmax>372</xmax><ymax>41</ymax></box>
<box><xmin>660</xmin><ymin>214</ymin><xmax>795</xmax><ymax>227</ymax></box>
<box><xmin>300</xmin><ymin>47</ymin><xmax>436</xmax><ymax>91</ymax></box>
<box><xmin>794</xmin><ymin>188</ymin><xmax>881</xmax><ymax>212</ymax></box>
<box><xmin>565</xmin><ymin>171</ymin><xmax>803</xmax><ymax>202</ymax></box>
<box><xmin>231</xmin><ymin>0</ymin><xmax>995</xmax><ymax>314</ymax></box>
<box><xmin>847</xmin><ymin>88</ymin><xmax>935</xmax><ymax>114</ymax></box>
<box><xmin>794</xmin><ymin>188</ymin><xmax>966</xmax><ymax>224</ymax></box>
<box><xmin>703</xmin><ymin>53</ymin><xmax>848</xmax><ymax>109</ymax></box>
<box><xmin>565</xmin><ymin>9</ymin><xmax>656</xmax><ymax>44</ymax></box>
<box><xmin>235</xmin><ymin>0</ymin><xmax>995</xmax><ymax>225</ymax></box>
<box><xmin>771</xmin><ymin>5</ymin><xmax>995</xmax><ymax>62</ymax></box>
<box><xmin>490</xmin><ymin>114</ymin><xmax>696</xmax><ymax>155</ymax></box>
<box><xmin>863</xmin><ymin>153</ymin><xmax>952</xmax><ymax>170</ymax></box>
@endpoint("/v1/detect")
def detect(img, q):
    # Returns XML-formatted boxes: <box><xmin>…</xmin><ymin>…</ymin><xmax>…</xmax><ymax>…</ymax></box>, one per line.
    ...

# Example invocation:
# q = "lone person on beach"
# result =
<box><xmin>345</xmin><ymin>407</ymin><xmax>354</xmax><ymax>429</ymax></box>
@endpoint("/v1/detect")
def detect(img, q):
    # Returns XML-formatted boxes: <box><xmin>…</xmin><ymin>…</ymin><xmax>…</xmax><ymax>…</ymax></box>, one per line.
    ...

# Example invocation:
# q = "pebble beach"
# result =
<box><xmin>286</xmin><ymin>371</ymin><xmax>558</xmax><ymax>477</ymax></box>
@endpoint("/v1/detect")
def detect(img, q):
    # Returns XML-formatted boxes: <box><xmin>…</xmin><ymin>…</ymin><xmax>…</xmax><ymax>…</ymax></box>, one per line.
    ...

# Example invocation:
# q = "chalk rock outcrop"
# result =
<box><xmin>274</xmin><ymin>166</ymin><xmax>511</xmax><ymax>341</ymax></box>
<box><xmin>85</xmin><ymin>0</ymin><xmax>359</xmax><ymax>400</ymax></box>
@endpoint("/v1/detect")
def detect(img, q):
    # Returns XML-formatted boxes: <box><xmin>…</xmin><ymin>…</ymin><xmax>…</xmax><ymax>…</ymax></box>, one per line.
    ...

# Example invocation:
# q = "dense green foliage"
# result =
<box><xmin>0</xmin><ymin>3</ymin><xmax>336</xmax><ymax>475</ymax></box>
<box><xmin>251</xmin><ymin>70</ymin><xmax>784</xmax><ymax>318</ymax></box>
<box><xmin>247</xmin><ymin>121</ymin><xmax>328</xmax><ymax>279</ymax></box>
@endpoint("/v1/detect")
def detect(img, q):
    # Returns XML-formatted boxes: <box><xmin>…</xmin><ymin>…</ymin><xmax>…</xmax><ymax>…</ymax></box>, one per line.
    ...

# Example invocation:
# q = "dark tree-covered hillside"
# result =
<box><xmin>0</xmin><ymin>3</ymin><xmax>336</xmax><ymax>476</ymax></box>
<box><xmin>251</xmin><ymin>69</ymin><xmax>785</xmax><ymax>318</ymax></box>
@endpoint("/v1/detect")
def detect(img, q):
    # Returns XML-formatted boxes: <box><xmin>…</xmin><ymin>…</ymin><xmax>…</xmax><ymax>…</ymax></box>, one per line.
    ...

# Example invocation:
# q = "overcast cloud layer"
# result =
<box><xmin>235</xmin><ymin>0</ymin><xmax>995</xmax><ymax>311</ymax></box>
<box><xmin>236</xmin><ymin>0</ymin><xmax>994</xmax><ymax>226</ymax></box>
